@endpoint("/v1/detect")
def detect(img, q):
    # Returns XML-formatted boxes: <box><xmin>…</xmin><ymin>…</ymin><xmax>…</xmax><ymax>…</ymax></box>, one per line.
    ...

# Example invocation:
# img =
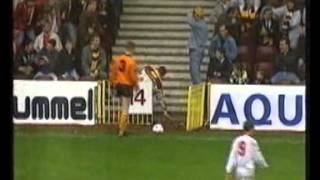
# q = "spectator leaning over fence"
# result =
<box><xmin>33</xmin><ymin>39</ymin><xmax>59</xmax><ymax>80</ymax></box>
<box><xmin>33</xmin><ymin>20</ymin><xmax>63</xmax><ymax>52</ymax></box>
<box><xmin>56</xmin><ymin>39</ymin><xmax>79</xmax><ymax>80</ymax></box>
<box><xmin>209</xmin><ymin>24</ymin><xmax>238</xmax><ymax>64</ymax></box>
<box><xmin>271</xmin><ymin>37</ymin><xmax>301</xmax><ymax>84</ymax></box>
<box><xmin>80</xmin><ymin>34</ymin><xmax>107</xmax><ymax>80</ymax></box>
<box><xmin>272</xmin><ymin>0</ymin><xmax>301</xmax><ymax>49</ymax></box>
<box><xmin>110</xmin><ymin>41</ymin><xmax>139</xmax><ymax>137</ymax></box>
<box><xmin>187</xmin><ymin>6</ymin><xmax>208</xmax><ymax>85</ymax></box>
<box><xmin>207</xmin><ymin>48</ymin><xmax>232</xmax><ymax>84</ymax></box>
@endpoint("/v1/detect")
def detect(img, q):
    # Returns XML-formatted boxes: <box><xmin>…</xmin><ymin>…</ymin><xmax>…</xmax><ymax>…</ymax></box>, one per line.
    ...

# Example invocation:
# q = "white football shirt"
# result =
<box><xmin>225</xmin><ymin>134</ymin><xmax>269</xmax><ymax>177</ymax></box>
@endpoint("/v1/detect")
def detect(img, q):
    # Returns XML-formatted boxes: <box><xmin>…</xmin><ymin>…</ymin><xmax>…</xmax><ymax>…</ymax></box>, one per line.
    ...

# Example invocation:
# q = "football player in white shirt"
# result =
<box><xmin>139</xmin><ymin>65</ymin><xmax>172</xmax><ymax>120</ymax></box>
<box><xmin>225</xmin><ymin>121</ymin><xmax>269</xmax><ymax>180</ymax></box>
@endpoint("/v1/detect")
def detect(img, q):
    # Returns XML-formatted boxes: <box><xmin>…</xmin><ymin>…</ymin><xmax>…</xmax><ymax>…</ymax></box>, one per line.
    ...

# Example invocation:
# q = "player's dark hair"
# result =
<box><xmin>158</xmin><ymin>66</ymin><xmax>167</xmax><ymax>76</ymax></box>
<box><xmin>243</xmin><ymin>121</ymin><xmax>254</xmax><ymax>132</ymax></box>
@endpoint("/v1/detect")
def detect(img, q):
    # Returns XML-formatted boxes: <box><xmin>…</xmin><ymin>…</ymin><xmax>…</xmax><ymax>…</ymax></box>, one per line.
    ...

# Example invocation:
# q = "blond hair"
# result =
<box><xmin>194</xmin><ymin>6</ymin><xmax>205</xmax><ymax>19</ymax></box>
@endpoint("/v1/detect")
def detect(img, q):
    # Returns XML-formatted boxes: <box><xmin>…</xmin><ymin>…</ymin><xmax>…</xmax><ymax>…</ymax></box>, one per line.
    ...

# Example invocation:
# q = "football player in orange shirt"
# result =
<box><xmin>109</xmin><ymin>41</ymin><xmax>139</xmax><ymax>136</ymax></box>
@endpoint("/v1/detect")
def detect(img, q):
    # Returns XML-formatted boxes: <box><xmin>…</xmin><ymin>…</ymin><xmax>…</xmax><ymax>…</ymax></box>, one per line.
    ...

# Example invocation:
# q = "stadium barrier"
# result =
<box><xmin>95</xmin><ymin>80</ymin><xmax>153</xmax><ymax>126</ymax></box>
<box><xmin>208</xmin><ymin>84</ymin><xmax>305</xmax><ymax>131</ymax></box>
<box><xmin>186</xmin><ymin>82</ymin><xmax>207</xmax><ymax>131</ymax></box>
<box><xmin>186</xmin><ymin>83</ymin><xmax>306</xmax><ymax>132</ymax></box>
<box><xmin>13</xmin><ymin>80</ymin><xmax>97</xmax><ymax>125</ymax></box>
<box><xmin>13</xmin><ymin>80</ymin><xmax>153</xmax><ymax>126</ymax></box>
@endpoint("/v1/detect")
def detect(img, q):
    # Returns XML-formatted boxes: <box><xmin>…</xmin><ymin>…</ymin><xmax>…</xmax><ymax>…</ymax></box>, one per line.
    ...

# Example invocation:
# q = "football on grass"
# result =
<box><xmin>152</xmin><ymin>123</ymin><xmax>164</xmax><ymax>133</ymax></box>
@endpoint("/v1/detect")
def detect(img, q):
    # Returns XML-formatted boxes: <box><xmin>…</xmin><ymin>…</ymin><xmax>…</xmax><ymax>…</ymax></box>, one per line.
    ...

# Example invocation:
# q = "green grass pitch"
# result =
<box><xmin>14</xmin><ymin>127</ymin><xmax>305</xmax><ymax>180</ymax></box>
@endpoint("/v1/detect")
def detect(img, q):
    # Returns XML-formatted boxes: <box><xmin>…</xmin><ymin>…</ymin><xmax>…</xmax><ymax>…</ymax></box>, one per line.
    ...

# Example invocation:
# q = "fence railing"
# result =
<box><xmin>95</xmin><ymin>80</ymin><xmax>153</xmax><ymax>126</ymax></box>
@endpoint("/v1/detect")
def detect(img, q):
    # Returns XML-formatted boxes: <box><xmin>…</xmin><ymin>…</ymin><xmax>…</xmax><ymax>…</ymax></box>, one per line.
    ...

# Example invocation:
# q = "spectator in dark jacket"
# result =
<box><xmin>271</xmin><ymin>38</ymin><xmax>301</xmax><ymax>84</ymax></box>
<box><xmin>56</xmin><ymin>39</ymin><xmax>79</xmax><ymax>80</ymax></box>
<box><xmin>207</xmin><ymin>48</ymin><xmax>232</xmax><ymax>83</ymax></box>
<box><xmin>256</xmin><ymin>6</ymin><xmax>280</xmax><ymax>46</ymax></box>
<box><xmin>33</xmin><ymin>39</ymin><xmax>59</xmax><ymax>80</ymax></box>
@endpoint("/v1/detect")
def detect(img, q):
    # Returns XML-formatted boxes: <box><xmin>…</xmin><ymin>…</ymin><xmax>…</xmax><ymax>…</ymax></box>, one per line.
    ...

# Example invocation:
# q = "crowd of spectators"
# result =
<box><xmin>13</xmin><ymin>0</ymin><xmax>122</xmax><ymax>80</ymax></box>
<box><xmin>13</xmin><ymin>0</ymin><xmax>306</xmax><ymax>85</ymax></box>
<box><xmin>205</xmin><ymin>0</ymin><xmax>306</xmax><ymax>85</ymax></box>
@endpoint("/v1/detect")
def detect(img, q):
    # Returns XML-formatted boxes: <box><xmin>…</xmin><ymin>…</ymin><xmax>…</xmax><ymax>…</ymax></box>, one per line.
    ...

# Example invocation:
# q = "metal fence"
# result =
<box><xmin>95</xmin><ymin>80</ymin><xmax>153</xmax><ymax>125</ymax></box>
